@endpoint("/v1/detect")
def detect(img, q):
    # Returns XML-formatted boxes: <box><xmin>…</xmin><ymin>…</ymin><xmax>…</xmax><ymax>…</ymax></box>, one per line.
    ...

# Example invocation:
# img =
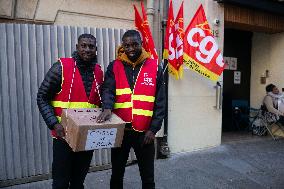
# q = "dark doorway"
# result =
<box><xmin>222</xmin><ymin>29</ymin><xmax>253</xmax><ymax>132</ymax></box>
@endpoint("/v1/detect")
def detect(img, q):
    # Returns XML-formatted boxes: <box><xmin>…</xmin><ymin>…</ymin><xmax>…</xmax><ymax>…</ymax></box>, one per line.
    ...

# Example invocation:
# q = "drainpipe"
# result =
<box><xmin>162</xmin><ymin>0</ymin><xmax>169</xmax><ymax>137</ymax></box>
<box><xmin>146</xmin><ymin>0</ymin><xmax>155</xmax><ymax>31</ymax></box>
<box><xmin>155</xmin><ymin>0</ymin><xmax>170</xmax><ymax>159</ymax></box>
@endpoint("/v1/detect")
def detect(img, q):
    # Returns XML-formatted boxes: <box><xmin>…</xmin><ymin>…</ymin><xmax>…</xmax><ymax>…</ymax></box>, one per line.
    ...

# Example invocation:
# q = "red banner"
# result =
<box><xmin>174</xmin><ymin>1</ymin><xmax>184</xmax><ymax>78</ymax></box>
<box><xmin>183</xmin><ymin>5</ymin><xmax>224</xmax><ymax>81</ymax></box>
<box><xmin>134</xmin><ymin>3</ymin><xmax>158</xmax><ymax>60</ymax></box>
<box><xmin>163</xmin><ymin>0</ymin><xmax>177</xmax><ymax>78</ymax></box>
<box><xmin>163</xmin><ymin>1</ymin><xmax>184</xmax><ymax>79</ymax></box>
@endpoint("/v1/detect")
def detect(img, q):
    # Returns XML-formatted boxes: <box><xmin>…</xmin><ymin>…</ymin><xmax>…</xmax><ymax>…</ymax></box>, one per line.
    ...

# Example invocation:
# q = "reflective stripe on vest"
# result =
<box><xmin>133</xmin><ymin>95</ymin><xmax>155</xmax><ymax>102</ymax></box>
<box><xmin>116</xmin><ymin>88</ymin><xmax>132</xmax><ymax>95</ymax></box>
<box><xmin>114</xmin><ymin>94</ymin><xmax>155</xmax><ymax>111</ymax></box>
<box><xmin>51</xmin><ymin>101</ymin><xmax>99</xmax><ymax>109</ymax></box>
<box><xmin>114</xmin><ymin>102</ymin><xmax>132</xmax><ymax>109</ymax></box>
<box><xmin>132</xmin><ymin>109</ymin><xmax>153</xmax><ymax>117</ymax></box>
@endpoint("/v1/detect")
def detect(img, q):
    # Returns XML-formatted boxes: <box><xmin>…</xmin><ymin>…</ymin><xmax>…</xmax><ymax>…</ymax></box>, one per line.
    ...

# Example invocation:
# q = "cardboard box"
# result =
<box><xmin>61</xmin><ymin>108</ymin><xmax>126</xmax><ymax>152</ymax></box>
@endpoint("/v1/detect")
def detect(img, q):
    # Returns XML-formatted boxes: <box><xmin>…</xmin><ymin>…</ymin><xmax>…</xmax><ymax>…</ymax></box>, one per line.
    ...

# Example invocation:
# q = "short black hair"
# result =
<box><xmin>78</xmin><ymin>34</ymin><xmax>96</xmax><ymax>42</ymax></box>
<box><xmin>122</xmin><ymin>30</ymin><xmax>142</xmax><ymax>42</ymax></box>
<box><xmin>266</xmin><ymin>83</ymin><xmax>276</xmax><ymax>92</ymax></box>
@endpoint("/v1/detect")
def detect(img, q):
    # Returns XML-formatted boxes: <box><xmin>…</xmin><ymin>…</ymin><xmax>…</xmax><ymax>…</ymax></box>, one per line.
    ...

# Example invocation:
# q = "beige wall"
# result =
<box><xmin>0</xmin><ymin>0</ymin><xmax>162</xmax><ymax>50</ymax></box>
<box><xmin>168</xmin><ymin>0</ymin><xmax>224</xmax><ymax>153</ymax></box>
<box><xmin>0</xmin><ymin>0</ymin><xmax>144</xmax><ymax>29</ymax></box>
<box><xmin>52</xmin><ymin>0</ymin><xmax>139</xmax><ymax>28</ymax></box>
<box><xmin>0</xmin><ymin>0</ymin><xmax>14</xmax><ymax>18</ymax></box>
<box><xmin>251</xmin><ymin>32</ymin><xmax>284</xmax><ymax>109</ymax></box>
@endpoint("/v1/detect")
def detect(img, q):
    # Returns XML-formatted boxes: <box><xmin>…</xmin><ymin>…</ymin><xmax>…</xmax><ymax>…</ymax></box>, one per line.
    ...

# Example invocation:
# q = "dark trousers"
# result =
<box><xmin>52</xmin><ymin>138</ymin><xmax>93</xmax><ymax>189</ymax></box>
<box><xmin>110</xmin><ymin>130</ymin><xmax>155</xmax><ymax>189</ymax></box>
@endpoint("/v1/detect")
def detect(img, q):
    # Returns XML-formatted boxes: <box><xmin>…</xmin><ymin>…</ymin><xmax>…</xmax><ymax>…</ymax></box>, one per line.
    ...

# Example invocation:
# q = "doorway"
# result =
<box><xmin>222</xmin><ymin>29</ymin><xmax>253</xmax><ymax>132</ymax></box>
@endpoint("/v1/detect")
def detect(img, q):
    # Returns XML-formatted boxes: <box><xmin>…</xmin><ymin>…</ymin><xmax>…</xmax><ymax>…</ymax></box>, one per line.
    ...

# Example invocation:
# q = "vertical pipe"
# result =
<box><xmin>155</xmin><ymin>0</ymin><xmax>171</xmax><ymax>159</ymax></box>
<box><xmin>162</xmin><ymin>0</ymin><xmax>169</xmax><ymax>136</ymax></box>
<box><xmin>146</xmin><ymin>0</ymin><xmax>155</xmax><ymax>30</ymax></box>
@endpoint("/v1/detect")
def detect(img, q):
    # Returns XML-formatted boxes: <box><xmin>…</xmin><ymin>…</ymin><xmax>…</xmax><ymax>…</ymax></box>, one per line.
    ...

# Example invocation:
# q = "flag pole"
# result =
<box><xmin>157</xmin><ymin>0</ymin><xmax>170</xmax><ymax>158</ymax></box>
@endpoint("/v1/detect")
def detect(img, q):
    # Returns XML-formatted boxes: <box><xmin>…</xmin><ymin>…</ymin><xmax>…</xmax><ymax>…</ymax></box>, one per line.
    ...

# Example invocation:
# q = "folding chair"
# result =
<box><xmin>266</xmin><ymin>121</ymin><xmax>284</xmax><ymax>140</ymax></box>
<box><xmin>250</xmin><ymin>106</ymin><xmax>284</xmax><ymax>140</ymax></box>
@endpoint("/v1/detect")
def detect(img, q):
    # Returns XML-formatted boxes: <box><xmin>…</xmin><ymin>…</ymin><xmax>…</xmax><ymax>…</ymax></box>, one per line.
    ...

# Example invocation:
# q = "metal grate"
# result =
<box><xmin>0</xmin><ymin>23</ymin><xmax>135</xmax><ymax>184</ymax></box>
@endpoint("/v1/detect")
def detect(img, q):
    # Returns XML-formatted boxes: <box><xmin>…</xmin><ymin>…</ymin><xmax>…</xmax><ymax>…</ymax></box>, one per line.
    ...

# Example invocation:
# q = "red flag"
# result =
<box><xmin>174</xmin><ymin>1</ymin><xmax>184</xmax><ymax>78</ymax></box>
<box><xmin>134</xmin><ymin>3</ymin><xmax>158</xmax><ymax>60</ymax></box>
<box><xmin>163</xmin><ymin>1</ymin><xmax>184</xmax><ymax>79</ymax></box>
<box><xmin>163</xmin><ymin>0</ymin><xmax>174</xmax><ymax>60</ymax></box>
<box><xmin>163</xmin><ymin>0</ymin><xmax>178</xmax><ymax>78</ymax></box>
<box><xmin>134</xmin><ymin>5</ymin><xmax>144</xmax><ymax>33</ymax></box>
<box><xmin>183</xmin><ymin>5</ymin><xmax>224</xmax><ymax>81</ymax></box>
<box><xmin>140</xmin><ymin>2</ymin><xmax>148</xmax><ymax>23</ymax></box>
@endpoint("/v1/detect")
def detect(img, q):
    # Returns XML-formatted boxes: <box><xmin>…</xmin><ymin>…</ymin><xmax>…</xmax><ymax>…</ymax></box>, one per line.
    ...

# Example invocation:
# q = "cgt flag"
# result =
<box><xmin>134</xmin><ymin>2</ymin><xmax>158</xmax><ymax>60</ymax></box>
<box><xmin>163</xmin><ymin>1</ymin><xmax>184</xmax><ymax>79</ymax></box>
<box><xmin>183</xmin><ymin>5</ymin><xmax>224</xmax><ymax>81</ymax></box>
<box><xmin>163</xmin><ymin>0</ymin><xmax>177</xmax><ymax>78</ymax></box>
<box><xmin>174</xmin><ymin>1</ymin><xmax>184</xmax><ymax>79</ymax></box>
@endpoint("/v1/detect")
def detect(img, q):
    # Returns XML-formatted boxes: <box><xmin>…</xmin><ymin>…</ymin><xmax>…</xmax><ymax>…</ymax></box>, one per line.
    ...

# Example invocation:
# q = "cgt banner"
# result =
<box><xmin>163</xmin><ymin>0</ymin><xmax>184</xmax><ymax>80</ymax></box>
<box><xmin>183</xmin><ymin>5</ymin><xmax>224</xmax><ymax>81</ymax></box>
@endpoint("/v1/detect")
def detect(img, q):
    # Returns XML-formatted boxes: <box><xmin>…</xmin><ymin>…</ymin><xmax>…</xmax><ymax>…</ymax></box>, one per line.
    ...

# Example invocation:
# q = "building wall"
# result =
<box><xmin>167</xmin><ymin>0</ymin><xmax>224</xmax><ymax>153</ymax></box>
<box><xmin>0</xmin><ymin>0</ymin><xmax>163</xmax><ymax>62</ymax></box>
<box><xmin>0</xmin><ymin>0</ymin><xmax>143</xmax><ymax>29</ymax></box>
<box><xmin>251</xmin><ymin>32</ymin><xmax>284</xmax><ymax>108</ymax></box>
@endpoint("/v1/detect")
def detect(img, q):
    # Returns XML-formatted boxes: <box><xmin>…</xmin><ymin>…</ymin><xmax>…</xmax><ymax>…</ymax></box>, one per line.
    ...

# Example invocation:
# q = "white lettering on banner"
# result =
<box><xmin>196</xmin><ymin>36</ymin><xmax>217</xmax><ymax>63</ymax></box>
<box><xmin>85</xmin><ymin>128</ymin><xmax>117</xmax><ymax>150</ymax></box>
<box><xmin>216</xmin><ymin>53</ymin><xmax>224</xmax><ymax>67</ymax></box>
<box><xmin>168</xmin><ymin>31</ymin><xmax>183</xmax><ymax>61</ymax></box>
<box><xmin>141</xmin><ymin>73</ymin><xmax>154</xmax><ymax>86</ymax></box>
<box><xmin>168</xmin><ymin>33</ymin><xmax>175</xmax><ymax>60</ymax></box>
<box><xmin>187</xmin><ymin>28</ymin><xmax>205</xmax><ymax>47</ymax></box>
<box><xmin>176</xmin><ymin>35</ymin><xmax>183</xmax><ymax>59</ymax></box>
<box><xmin>175</xmin><ymin>24</ymin><xmax>183</xmax><ymax>59</ymax></box>
<box><xmin>187</xmin><ymin>27</ymin><xmax>224</xmax><ymax>67</ymax></box>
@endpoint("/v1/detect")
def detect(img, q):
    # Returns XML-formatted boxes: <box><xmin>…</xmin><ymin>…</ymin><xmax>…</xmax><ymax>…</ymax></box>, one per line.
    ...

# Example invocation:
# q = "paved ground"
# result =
<box><xmin>3</xmin><ymin>134</ymin><xmax>284</xmax><ymax>189</ymax></box>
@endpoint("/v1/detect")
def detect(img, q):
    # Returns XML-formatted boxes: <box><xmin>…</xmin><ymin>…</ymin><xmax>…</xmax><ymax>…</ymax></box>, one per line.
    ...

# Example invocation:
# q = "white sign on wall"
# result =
<box><xmin>234</xmin><ymin>71</ymin><xmax>241</xmax><ymax>84</ymax></box>
<box><xmin>85</xmin><ymin>128</ymin><xmax>117</xmax><ymax>150</ymax></box>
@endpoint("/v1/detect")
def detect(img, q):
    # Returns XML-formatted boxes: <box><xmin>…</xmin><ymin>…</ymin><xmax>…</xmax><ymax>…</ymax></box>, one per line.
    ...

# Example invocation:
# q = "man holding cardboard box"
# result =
<box><xmin>98</xmin><ymin>30</ymin><xmax>166</xmax><ymax>189</ymax></box>
<box><xmin>37</xmin><ymin>34</ymin><xmax>103</xmax><ymax>189</ymax></box>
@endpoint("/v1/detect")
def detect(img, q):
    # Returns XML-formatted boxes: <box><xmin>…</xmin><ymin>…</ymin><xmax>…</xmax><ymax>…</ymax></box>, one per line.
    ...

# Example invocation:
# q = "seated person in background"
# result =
<box><xmin>263</xmin><ymin>83</ymin><xmax>284</xmax><ymax>125</ymax></box>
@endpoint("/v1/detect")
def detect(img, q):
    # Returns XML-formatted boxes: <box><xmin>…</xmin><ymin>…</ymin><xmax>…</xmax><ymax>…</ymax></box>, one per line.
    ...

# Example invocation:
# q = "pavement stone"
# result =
<box><xmin>3</xmin><ymin>136</ymin><xmax>284</xmax><ymax>189</ymax></box>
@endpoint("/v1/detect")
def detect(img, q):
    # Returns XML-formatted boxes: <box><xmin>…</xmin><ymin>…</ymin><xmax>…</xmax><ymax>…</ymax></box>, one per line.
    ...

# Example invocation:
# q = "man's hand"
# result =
<box><xmin>143</xmin><ymin>130</ymin><xmax>155</xmax><ymax>145</ymax></box>
<box><xmin>97</xmin><ymin>109</ymin><xmax>112</xmax><ymax>123</ymax></box>
<box><xmin>54</xmin><ymin>123</ymin><xmax>65</xmax><ymax>138</ymax></box>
